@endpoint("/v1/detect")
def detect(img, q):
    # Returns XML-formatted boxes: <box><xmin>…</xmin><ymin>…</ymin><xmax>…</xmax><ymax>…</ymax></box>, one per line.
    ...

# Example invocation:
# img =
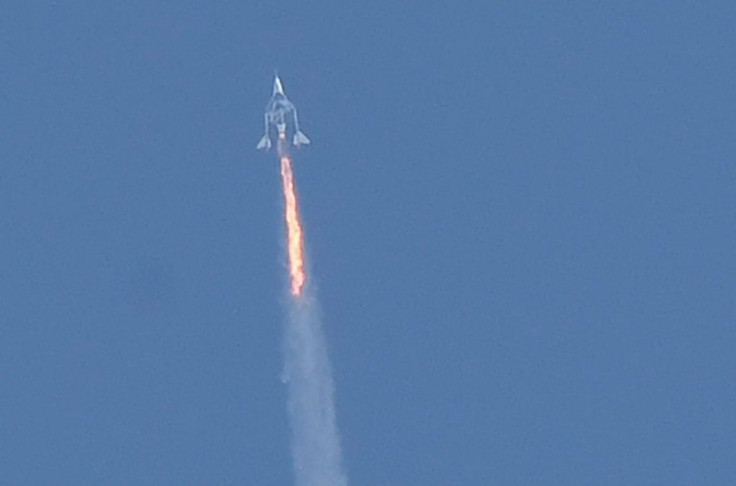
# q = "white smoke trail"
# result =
<box><xmin>282</xmin><ymin>287</ymin><xmax>348</xmax><ymax>486</ymax></box>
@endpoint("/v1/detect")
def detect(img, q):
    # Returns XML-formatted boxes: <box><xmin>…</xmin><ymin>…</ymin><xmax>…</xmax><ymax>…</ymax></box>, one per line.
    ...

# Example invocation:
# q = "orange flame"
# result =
<box><xmin>280</xmin><ymin>156</ymin><xmax>306</xmax><ymax>296</ymax></box>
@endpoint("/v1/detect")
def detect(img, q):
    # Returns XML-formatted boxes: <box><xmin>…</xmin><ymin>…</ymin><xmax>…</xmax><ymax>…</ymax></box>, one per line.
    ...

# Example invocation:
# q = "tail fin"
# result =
<box><xmin>257</xmin><ymin>135</ymin><xmax>272</xmax><ymax>150</ymax></box>
<box><xmin>293</xmin><ymin>131</ymin><xmax>310</xmax><ymax>147</ymax></box>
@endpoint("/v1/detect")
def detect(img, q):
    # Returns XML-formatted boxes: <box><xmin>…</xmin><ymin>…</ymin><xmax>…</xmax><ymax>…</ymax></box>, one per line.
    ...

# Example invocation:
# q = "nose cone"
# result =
<box><xmin>273</xmin><ymin>76</ymin><xmax>284</xmax><ymax>95</ymax></box>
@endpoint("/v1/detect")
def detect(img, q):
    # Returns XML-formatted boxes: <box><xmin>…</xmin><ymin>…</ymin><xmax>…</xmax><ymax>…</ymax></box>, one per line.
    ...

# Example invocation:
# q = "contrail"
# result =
<box><xmin>279</xmin><ymin>154</ymin><xmax>348</xmax><ymax>486</ymax></box>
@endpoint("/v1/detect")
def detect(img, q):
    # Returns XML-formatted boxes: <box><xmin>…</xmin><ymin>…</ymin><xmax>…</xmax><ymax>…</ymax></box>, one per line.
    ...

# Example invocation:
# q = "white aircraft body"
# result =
<box><xmin>256</xmin><ymin>75</ymin><xmax>310</xmax><ymax>152</ymax></box>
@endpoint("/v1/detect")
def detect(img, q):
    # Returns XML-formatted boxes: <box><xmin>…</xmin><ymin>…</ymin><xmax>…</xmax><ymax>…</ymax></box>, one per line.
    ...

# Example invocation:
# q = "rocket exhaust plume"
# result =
<box><xmin>280</xmin><ymin>156</ymin><xmax>306</xmax><ymax>297</ymax></box>
<box><xmin>278</xmin><ymin>154</ymin><xmax>348</xmax><ymax>486</ymax></box>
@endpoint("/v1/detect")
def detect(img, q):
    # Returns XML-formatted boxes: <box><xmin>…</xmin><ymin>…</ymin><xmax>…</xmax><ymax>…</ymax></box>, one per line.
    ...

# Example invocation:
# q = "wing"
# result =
<box><xmin>293</xmin><ymin>131</ymin><xmax>310</xmax><ymax>147</ymax></box>
<box><xmin>257</xmin><ymin>113</ymin><xmax>272</xmax><ymax>150</ymax></box>
<box><xmin>257</xmin><ymin>134</ymin><xmax>271</xmax><ymax>150</ymax></box>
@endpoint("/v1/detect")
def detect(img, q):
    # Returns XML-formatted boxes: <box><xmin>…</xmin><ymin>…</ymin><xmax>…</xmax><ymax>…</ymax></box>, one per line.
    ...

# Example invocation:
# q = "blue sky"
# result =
<box><xmin>1</xmin><ymin>2</ymin><xmax>734</xmax><ymax>484</ymax></box>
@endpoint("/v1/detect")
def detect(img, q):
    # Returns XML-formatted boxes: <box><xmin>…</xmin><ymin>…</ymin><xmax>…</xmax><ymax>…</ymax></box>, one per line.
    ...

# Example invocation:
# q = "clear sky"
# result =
<box><xmin>1</xmin><ymin>2</ymin><xmax>734</xmax><ymax>484</ymax></box>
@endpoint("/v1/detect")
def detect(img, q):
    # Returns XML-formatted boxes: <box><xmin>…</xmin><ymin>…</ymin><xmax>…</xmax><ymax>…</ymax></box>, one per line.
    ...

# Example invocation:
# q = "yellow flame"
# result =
<box><xmin>280</xmin><ymin>156</ymin><xmax>306</xmax><ymax>296</ymax></box>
